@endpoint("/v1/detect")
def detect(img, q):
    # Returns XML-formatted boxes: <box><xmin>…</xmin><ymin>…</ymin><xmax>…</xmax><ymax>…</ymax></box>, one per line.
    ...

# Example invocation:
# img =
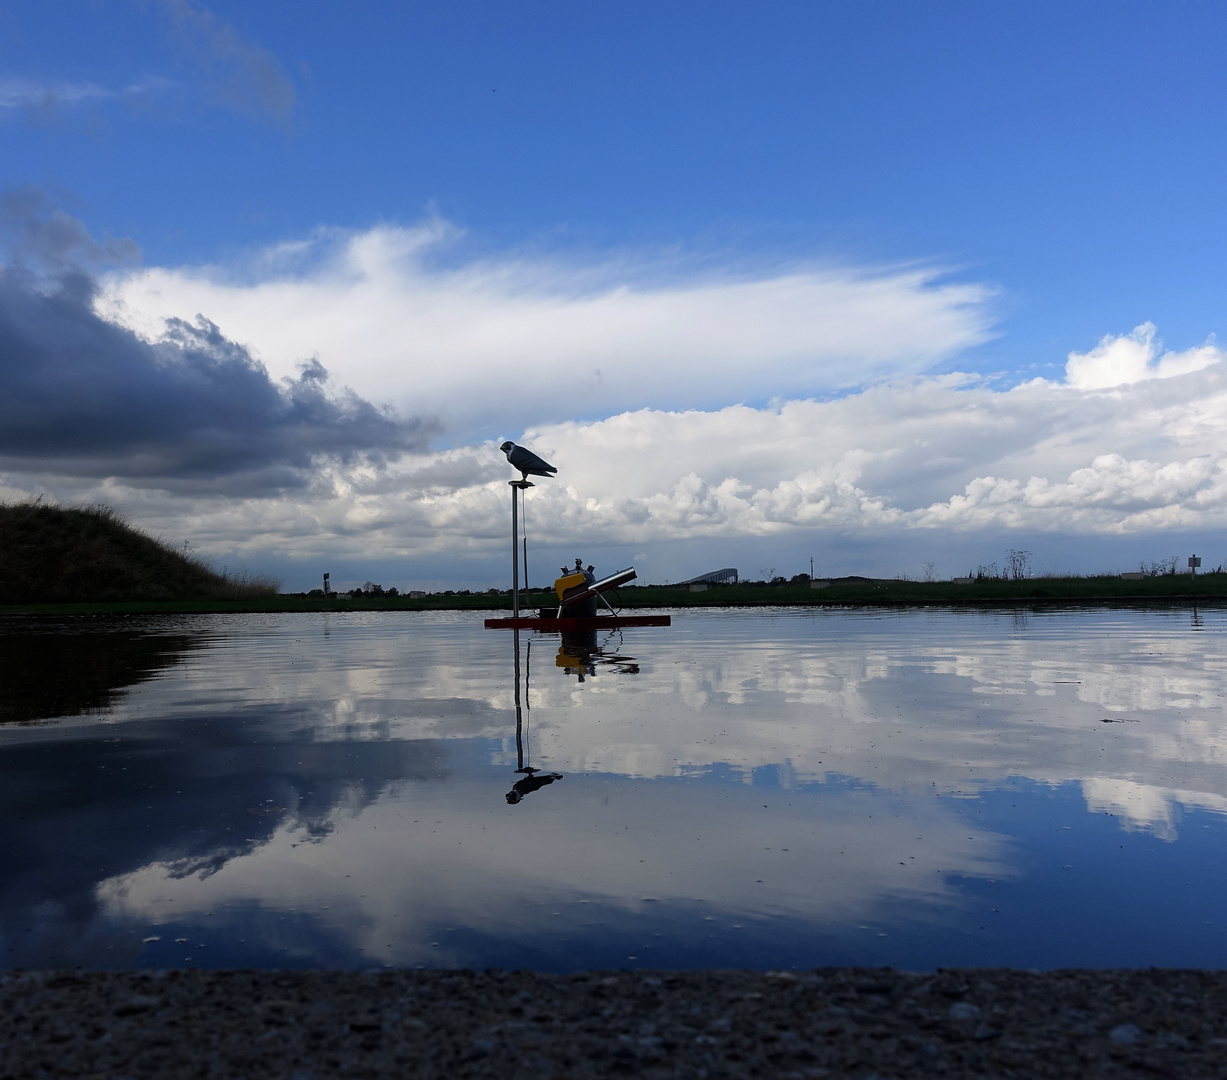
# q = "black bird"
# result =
<box><xmin>500</xmin><ymin>441</ymin><xmax>557</xmax><ymax>481</ymax></box>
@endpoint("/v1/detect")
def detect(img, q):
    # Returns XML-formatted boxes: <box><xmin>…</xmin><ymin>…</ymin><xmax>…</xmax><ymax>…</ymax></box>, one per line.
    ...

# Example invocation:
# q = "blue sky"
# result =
<box><xmin>8</xmin><ymin>1</ymin><xmax>1224</xmax><ymax>360</ymax></box>
<box><xmin>2</xmin><ymin>1</ymin><xmax>1226</xmax><ymax>589</ymax></box>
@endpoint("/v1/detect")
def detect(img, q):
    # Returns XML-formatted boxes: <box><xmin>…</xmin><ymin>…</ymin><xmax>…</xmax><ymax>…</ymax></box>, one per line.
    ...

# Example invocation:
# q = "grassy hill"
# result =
<box><xmin>0</xmin><ymin>503</ymin><xmax>280</xmax><ymax>604</ymax></box>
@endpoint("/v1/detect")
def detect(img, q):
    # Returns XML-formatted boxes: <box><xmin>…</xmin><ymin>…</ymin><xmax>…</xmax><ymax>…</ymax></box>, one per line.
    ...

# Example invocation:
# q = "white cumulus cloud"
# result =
<box><xmin>11</xmin><ymin>342</ymin><xmax>1227</xmax><ymax>579</ymax></box>
<box><xmin>98</xmin><ymin>222</ymin><xmax>997</xmax><ymax>441</ymax></box>
<box><xmin>1064</xmin><ymin>322</ymin><xmax>1223</xmax><ymax>390</ymax></box>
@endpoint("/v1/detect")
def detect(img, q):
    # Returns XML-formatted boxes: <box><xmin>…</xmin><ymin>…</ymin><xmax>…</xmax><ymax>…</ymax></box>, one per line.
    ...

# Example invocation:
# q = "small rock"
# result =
<box><xmin>114</xmin><ymin>996</ymin><xmax>161</xmax><ymax>1017</ymax></box>
<box><xmin>949</xmin><ymin>1002</ymin><xmax>981</xmax><ymax>1020</ymax></box>
<box><xmin>1110</xmin><ymin>1023</ymin><xmax>1141</xmax><ymax>1045</ymax></box>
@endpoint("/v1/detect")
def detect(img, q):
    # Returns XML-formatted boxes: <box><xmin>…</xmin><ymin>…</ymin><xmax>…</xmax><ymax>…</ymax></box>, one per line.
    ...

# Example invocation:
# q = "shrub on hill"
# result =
<box><xmin>0</xmin><ymin>502</ymin><xmax>280</xmax><ymax>604</ymax></box>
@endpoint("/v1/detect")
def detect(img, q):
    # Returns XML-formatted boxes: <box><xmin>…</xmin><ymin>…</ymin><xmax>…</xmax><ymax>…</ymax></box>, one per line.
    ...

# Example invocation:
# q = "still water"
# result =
<box><xmin>1</xmin><ymin>606</ymin><xmax>1225</xmax><ymax>972</ymax></box>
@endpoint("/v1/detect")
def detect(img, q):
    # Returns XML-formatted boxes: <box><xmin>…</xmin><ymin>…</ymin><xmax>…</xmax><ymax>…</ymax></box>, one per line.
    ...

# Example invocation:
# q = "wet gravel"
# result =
<box><xmin>4</xmin><ymin>966</ymin><xmax>1226</xmax><ymax>1078</ymax></box>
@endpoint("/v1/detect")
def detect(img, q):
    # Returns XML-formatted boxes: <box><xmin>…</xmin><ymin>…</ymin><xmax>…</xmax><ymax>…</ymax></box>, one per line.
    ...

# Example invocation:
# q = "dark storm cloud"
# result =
<box><xmin>0</xmin><ymin>196</ymin><xmax>436</xmax><ymax>493</ymax></box>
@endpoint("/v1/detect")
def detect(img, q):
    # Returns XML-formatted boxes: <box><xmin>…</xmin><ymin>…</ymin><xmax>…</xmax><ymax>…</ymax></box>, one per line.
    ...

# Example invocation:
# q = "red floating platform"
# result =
<box><xmin>484</xmin><ymin>614</ymin><xmax>671</xmax><ymax>631</ymax></box>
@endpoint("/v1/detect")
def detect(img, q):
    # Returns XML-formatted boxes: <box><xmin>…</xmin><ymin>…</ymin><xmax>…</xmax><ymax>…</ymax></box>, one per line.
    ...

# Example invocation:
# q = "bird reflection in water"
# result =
<box><xmin>506</xmin><ymin>628</ymin><xmax>562</xmax><ymax>804</ymax></box>
<box><xmin>506</xmin><ymin>770</ymin><xmax>562</xmax><ymax>803</ymax></box>
<box><xmin>555</xmin><ymin>630</ymin><xmax>640</xmax><ymax>682</ymax></box>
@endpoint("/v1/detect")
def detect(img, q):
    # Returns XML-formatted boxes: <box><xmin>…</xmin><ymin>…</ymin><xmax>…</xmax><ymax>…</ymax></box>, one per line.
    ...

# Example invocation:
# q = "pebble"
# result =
<box><xmin>0</xmin><ymin>966</ymin><xmax>1222</xmax><ymax>1078</ymax></box>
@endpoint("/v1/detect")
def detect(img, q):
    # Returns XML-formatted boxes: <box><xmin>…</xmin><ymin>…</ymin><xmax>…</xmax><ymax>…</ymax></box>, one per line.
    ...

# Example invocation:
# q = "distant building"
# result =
<box><xmin>678</xmin><ymin>568</ymin><xmax>738</xmax><ymax>586</ymax></box>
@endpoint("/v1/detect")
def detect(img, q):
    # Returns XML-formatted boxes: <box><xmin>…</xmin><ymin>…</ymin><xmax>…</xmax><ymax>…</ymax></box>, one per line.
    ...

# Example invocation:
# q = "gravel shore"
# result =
<box><xmin>4</xmin><ymin>966</ymin><xmax>1225</xmax><ymax>1078</ymax></box>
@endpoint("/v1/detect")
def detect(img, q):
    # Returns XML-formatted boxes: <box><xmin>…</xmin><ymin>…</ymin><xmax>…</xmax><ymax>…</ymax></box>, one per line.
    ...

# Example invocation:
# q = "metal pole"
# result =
<box><xmin>510</xmin><ymin>481</ymin><xmax>520</xmax><ymax>619</ymax></box>
<box><xmin>521</xmin><ymin>482</ymin><xmax>529</xmax><ymax>600</ymax></box>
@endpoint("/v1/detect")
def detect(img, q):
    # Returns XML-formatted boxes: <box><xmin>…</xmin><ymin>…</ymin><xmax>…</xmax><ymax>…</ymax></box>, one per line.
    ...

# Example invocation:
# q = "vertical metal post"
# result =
<box><xmin>510</xmin><ymin>481</ymin><xmax>520</xmax><ymax>619</ymax></box>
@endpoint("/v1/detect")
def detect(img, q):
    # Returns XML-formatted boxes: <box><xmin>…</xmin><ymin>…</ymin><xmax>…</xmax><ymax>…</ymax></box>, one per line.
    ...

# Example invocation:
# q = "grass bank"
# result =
<box><xmin>1</xmin><ymin>572</ymin><xmax>1224</xmax><ymax>615</ymax></box>
<box><xmin>0</xmin><ymin>503</ymin><xmax>280</xmax><ymax>605</ymax></box>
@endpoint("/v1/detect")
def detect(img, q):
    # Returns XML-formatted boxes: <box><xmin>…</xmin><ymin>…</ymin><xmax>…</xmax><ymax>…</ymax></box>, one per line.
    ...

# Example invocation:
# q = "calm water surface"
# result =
<box><xmin>2</xmin><ymin>606</ymin><xmax>1225</xmax><ymax>971</ymax></box>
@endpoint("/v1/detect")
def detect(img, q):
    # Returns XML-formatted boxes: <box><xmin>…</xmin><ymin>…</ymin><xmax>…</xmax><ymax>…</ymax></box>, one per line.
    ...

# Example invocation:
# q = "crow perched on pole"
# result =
<box><xmin>500</xmin><ymin>441</ymin><xmax>556</xmax><ymax>619</ymax></box>
<box><xmin>500</xmin><ymin>441</ymin><xmax>557</xmax><ymax>482</ymax></box>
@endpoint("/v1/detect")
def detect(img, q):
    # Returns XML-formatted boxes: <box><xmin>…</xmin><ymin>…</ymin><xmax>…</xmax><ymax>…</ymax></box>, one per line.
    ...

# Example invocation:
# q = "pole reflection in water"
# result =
<box><xmin>506</xmin><ymin>627</ymin><xmax>562</xmax><ymax>804</ymax></box>
<box><xmin>505</xmin><ymin>627</ymin><xmax>645</xmax><ymax>801</ymax></box>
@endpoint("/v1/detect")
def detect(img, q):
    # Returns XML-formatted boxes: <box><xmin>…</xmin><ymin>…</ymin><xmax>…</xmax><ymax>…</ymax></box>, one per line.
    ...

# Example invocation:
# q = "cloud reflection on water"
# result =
<box><xmin>99</xmin><ymin>766</ymin><xmax>1011</xmax><ymax>969</ymax></box>
<box><xmin>507</xmin><ymin>609</ymin><xmax>1227</xmax><ymax>840</ymax></box>
<box><xmin>1</xmin><ymin>606</ymin><xmax>1225</xmax><ymax>969</ymax></box>
<box><xmin>91</xmin><ymin>607</ymin><xmax>1227</xmax><ymax>845</ymax></box>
